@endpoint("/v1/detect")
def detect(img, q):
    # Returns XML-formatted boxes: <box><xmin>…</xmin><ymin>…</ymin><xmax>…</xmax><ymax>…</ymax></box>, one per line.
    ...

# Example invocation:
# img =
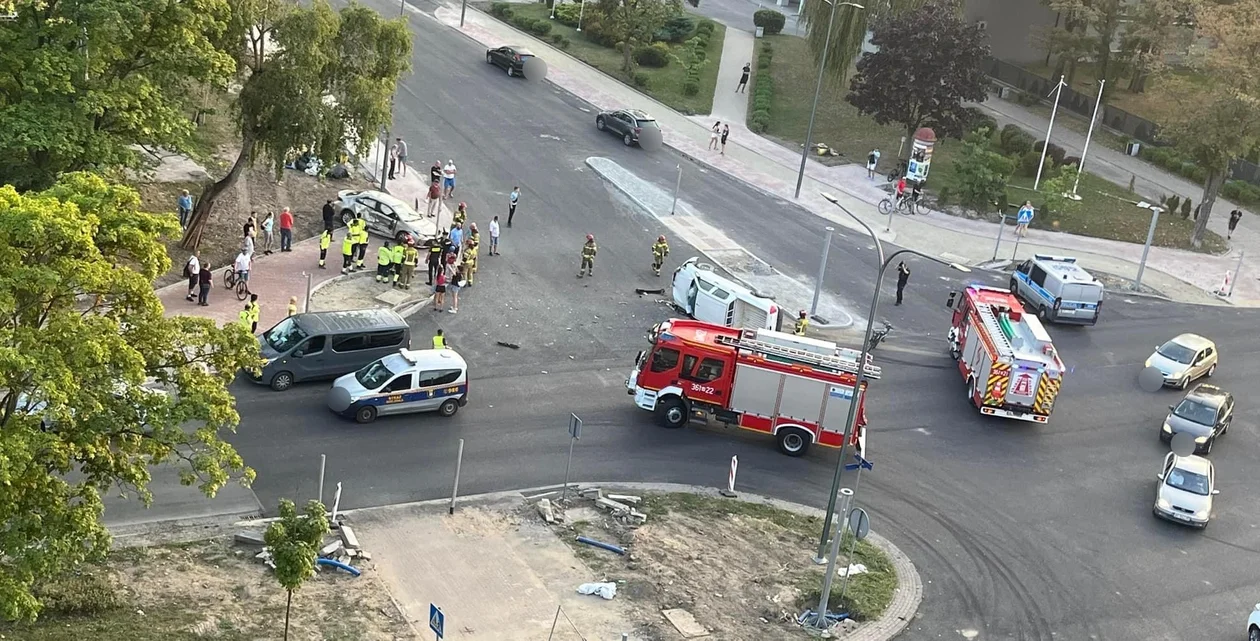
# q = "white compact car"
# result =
<box><xmin>1247</xmin><ymin>603</ymin><xmax>1260</xmax><ymax>641</ymax></box>
<box><xmin>1153</xmin><ymin>452</ymin><xmax>1218</xmax><ymax>528</ymax></box>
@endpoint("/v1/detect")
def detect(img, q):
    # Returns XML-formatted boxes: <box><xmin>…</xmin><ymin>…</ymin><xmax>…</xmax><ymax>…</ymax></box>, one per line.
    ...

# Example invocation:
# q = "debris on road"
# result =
<box><xmin>576</xmin><ymin>582</ymin><xmax>618</xmax><ymax>600</ymax></box>
<box><xmin>233</xmin><ymin>531</ymin><xmax>266</xmax><ymax>546</ymax></box>
<box><xmin>635</xmin><ymin>288</ymin><xmax>665</xmax><ymax>296</ymax></box>
<box><xmin>606</xmin><ymin>494</ymin><xmax>642</xmax><ymax>505</ymax></box>
<box><xmin>596</xmin><ymin>497</ymin><xmax>633</xmax><ymax>513</ymax></box>
<box><xmin>575</xmin><ymin>536</ymin><xmax>625</xmax><ymax>555</ymax></box>
<box><xmin>320</xmin><ymin>541</ymin><xmax>345</xmax><ymax>557</ymax></box>
<box><xmin>496</xmin><ymin>340</ymin><xmax>520</xmax><ymax>349</ymax></box>
<box><xmin>339</xmin><ymin>525</ymin><xmax>361</xmax><ymax>550</ymax></box>
<box><xmin>537</xmin><ymin>498</ymin><xmax>557</xmax><ymax>524</ymax></box>
<box><xmin>662</xmin><ymin>608</ymin><xmax>710</xmax><ymax>638</ymax></box>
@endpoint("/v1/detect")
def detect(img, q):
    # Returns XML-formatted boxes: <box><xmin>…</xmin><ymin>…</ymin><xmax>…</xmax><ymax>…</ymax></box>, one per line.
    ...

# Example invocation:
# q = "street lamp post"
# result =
<box><xmin>793</xmin><ymin>2</ymin><xmax>864</xmax><ymax>199</ymax></box>
<box><xmin>1134</xmin><ymin>202</ymin><xmax>1163</xmax><ymax>290</ymax></box>
<box><xmin>810</xmin><ymin>226</ymin><xmax>836</xmax><ymax>318</ymax></box>
<box><xmin>813</xmin><ymin>193</ymin><xmax>970</xmax><ymax>589</ymax></box>
<box><xmin>576</xmin><ymin>0</ymin><xmax>586</xmax><ymax>31</ymax></box>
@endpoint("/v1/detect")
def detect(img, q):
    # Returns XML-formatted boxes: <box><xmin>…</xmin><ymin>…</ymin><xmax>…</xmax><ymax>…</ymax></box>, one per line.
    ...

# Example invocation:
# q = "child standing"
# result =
<box><xmin>288</xmin><ymin>296</ymin><xmax>299</xmax><ymax>317</ymax></box>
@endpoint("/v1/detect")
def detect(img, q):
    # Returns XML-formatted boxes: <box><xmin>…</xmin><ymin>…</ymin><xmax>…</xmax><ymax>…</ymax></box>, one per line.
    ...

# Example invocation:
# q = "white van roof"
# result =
<box><xmin>394</xmin><ymin>348</ymin><xmax>467</xmax><ymax>370</ymax></box>
<box><xmin>1033</xmin><ymin>255</ymin><xmax>1097</xmax><ymax>283</ymax></box>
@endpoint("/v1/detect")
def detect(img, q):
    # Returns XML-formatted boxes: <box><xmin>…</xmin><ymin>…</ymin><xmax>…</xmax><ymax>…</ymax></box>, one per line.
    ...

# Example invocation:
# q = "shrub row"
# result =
<box><xmin>633</xmin><ymin>42</ymin><xmax>671</xmax><ymax>68</ymax></box>
<box><xmin>1139</xmin><ymin>145</ymin><xmax>1209</xmax><ymax>184</ymax></box>
<box><xmin>1222</xmin><ymin>179</ymin><xmax>1260</xmax><ymax>206</ymax></box>
<box><xmin>753</xmin><ymin>8</ymin><xmax>786</xmax><ymax>35</ymax></box>
<box><xmin>749</xmin><ymin>41</ymin><xmax>774</xmax><ymax>133</ymax></box>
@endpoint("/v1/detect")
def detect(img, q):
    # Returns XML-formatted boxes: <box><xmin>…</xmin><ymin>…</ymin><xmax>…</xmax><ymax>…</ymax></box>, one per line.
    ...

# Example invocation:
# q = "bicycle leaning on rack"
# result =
<box><xmin>221</xmin><ymin>266</ymin><xmax>251</xmax><ymax>301</ymax></box>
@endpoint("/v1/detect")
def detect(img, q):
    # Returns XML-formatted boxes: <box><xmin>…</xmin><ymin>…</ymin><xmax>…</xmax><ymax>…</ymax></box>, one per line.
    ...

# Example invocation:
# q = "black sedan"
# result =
<box><xmin>485</xmin><ymin>45</ymin><xmax>535</xmax><ymax>77</ymax></box>
<box><xmin>1161</xmin><ymin>383</ymin><xmax>1234</xmax><ymax>454</ymax></box>
<box><xmin>595</xmin><ymin>108</ymin><xmax>660</xmax><ymax>146</ymax></box>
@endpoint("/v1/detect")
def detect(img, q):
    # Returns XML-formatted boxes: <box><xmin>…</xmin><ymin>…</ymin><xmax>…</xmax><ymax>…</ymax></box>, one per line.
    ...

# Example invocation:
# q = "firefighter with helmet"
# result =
<box><xmin>390</xmin><ymin>234</ymin><xmax>406</xmax><ymax>286</ymax></box>
<box><xmin>651</xmin><ymin>234</ymin><xmax>670</xmax><ymax>276</ymax></box>
<box><xmin>463</xmin><ymin>223</ymin><xmax>479</xmax><ymax>287</ymax></box>
<box><xmin>453</xmin><ymin>201</ymin><xmax>467</xmax><ymax>226</ymax></box>
<box><xmin>578</xmin><ymin>234</ymin><xmax>597</xmax><ymax>278</ymax></box>
<box><xmin>794</xmin><ymin>310</ymin><xmax>809</xmax><ymax>336</ymax></box>
<box><xmin>399</xmin><ymin>235</ymin><xmax>419</xmax><ymax>289</ymax></box>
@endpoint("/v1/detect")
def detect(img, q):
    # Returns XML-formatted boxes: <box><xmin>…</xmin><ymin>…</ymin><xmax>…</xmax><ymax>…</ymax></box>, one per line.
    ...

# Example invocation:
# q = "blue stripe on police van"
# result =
<box><xmin>364</xmin><ymin>383</ymin><xmax>468</xmax><ymax>407</ymax></box>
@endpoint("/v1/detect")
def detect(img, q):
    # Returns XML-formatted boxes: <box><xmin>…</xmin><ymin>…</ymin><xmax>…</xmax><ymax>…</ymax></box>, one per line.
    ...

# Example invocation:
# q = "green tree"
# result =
<box><xmin>1036</xmin><ymin>0</ymin><xmax>1095</xmax><ymax>85</ymax></box>
<box><xmin>0</xmin><ymin>0</ymin><xmax>236</xmax><ymax>191</ymax></box>
<box><xmin>1038</xmin><ymin>164</ymin><xmax>1082</xmax><ymax>217</ymax></box>
<box><xmin>847</xmin><ymin>0</ymin><xmax>990</xmax><ymax>156</ymax></box>
<box><xmin>181</xmin><ymin>0</ymin><xmax>412</xmax><ymax>249</ymax></box>
<box><xmin>948</xmin><ymin>128</ymin><xmax>1015</xmax><ymax>210</ymax></box>
<box><xmin>265</xmin><ymin>499</ymin><xmax>331</xmax><ymax>641</ymax></box>
<box><xmin>1117</xmin><ymin>0</ymin><xmax>1193</xmax><ymax>93</ymax></box>
<box><xmin>0</xmin><ymin>172</ymin><xmax>261</xmax><ymax>622</ymax></box>
<box><xmin>799</xmin><ymin>0</ymin><xmax>927</xmax><ymax>86</ymax></box>
<box><xmin>594</xmin><ymin>0</ymin><xmax>681</xmax><ymax>73</ymax></box>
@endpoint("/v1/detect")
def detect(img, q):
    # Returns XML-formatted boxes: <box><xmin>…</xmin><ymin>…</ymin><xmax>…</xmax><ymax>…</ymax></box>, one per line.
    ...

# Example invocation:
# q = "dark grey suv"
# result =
<box><xmin>596</xmin><ymin>108</ymin><xmax>659</xmax><ymax>146</ymax></box>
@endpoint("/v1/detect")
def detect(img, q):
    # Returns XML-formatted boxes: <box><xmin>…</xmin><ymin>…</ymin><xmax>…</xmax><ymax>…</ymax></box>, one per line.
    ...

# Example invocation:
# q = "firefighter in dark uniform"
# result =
<box><xmin>577</xmin><ymin>234</ymin><xmax>597</xmax><ymax>278</ymax></box>
<box><xmin>425</xmin><ymin>235</ymin><xmax>443</xmax><ymax>285</ymax></box>
<box><xmin>794</xmin><ymin>310</ymin><xmax>809</xmax><ymax>336</ymax></box>
<box><xmin>652</xmin><ymin>234</ymin><xmax>670</xmax><ymax>276</ymax></box>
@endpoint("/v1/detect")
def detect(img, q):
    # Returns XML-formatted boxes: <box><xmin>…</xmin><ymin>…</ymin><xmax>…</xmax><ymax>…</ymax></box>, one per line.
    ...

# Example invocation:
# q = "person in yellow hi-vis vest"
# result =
<box><xmin>652</xmin><ymin>234</ymin><xmax>670</xmax><ymax>276</ymax></box>
<box><xmin>399</xmin><ymin>237</ymin><xmax>419</xmax><ymax>289</ymax></box>
<box><xmin>463</xmin><ymin>224</ymin><xmax>479</xmax><ymax>287</ymax></box>
<box><xmin>238</xmin><ymin>304</ymin><xmax>252</xmax><ymax>330</ymax></box>
<box><xmin>376</xmin><ymin>241</ymin><xmax>393</xmax><ymax>283</ymax></box>
<box><xmin>349</xmin><ymin>215</ymin><xmax>368</xmax><ymax>269</ymax></box>
<box><xmin>390</xmin><ymin>238</ymin><xmax>405</xmax><ymax>286</ymax></box>
<box><xmin>453</xmin><ymin>202</ymin><xmax>467</xmax><ymax>226</ymax></box>
<box><xmin>577</xmin><ymin>234</ymin><xmax>597</xmax><ymax>278</ymax></box>
<box><xmin>432</xmin><ymin>328</ymin><xmax>447</xmax><ymax>349</ymax></box>
<box><xmin>318</xmin><ymin>227</ymin><xmax>332</xmax><ymax>269</ymax></box>
<box><xmin>794</xmin><ymin>310</ymin><xmax>809</xmax><ymax>336</ymax></box>
<box><xmin>341</xmin><ymin>232</ymin><xmax>355</xmax><ymax>274</ymax></box>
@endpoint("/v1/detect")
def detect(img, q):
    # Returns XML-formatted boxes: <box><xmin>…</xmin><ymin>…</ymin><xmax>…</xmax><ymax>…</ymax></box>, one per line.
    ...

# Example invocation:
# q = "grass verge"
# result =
<box><xmin>481</xmin><ymin>3</ymin><xmax>725</xmax><ymax>115</ymax></box>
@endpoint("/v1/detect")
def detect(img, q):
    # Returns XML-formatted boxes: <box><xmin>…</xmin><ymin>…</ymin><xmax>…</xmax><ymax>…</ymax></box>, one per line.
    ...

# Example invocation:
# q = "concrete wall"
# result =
<box><xmin>964</xmin><ymin>0</ymin><xmax>1058</xmax><ymax>65</ymax></box>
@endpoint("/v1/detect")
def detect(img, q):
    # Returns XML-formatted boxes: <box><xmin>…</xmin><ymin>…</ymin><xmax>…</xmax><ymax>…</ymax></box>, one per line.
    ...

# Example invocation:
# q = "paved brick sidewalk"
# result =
<box><xmin>434</xmin><ymin>4</ymin><xmax>1255</xmax><ymax>306</ymax></box>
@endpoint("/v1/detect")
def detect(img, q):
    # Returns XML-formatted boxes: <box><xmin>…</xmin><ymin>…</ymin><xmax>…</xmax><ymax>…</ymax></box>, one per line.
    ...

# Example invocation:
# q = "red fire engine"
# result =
<box><xmin>625</xmin><ymin>319</ymin><xmax>878</xmax><ymax>457</ymax></box>
<box><xmin>946</xmin><ymin>285</ymin><xmax>1065</xmax><ymax>423</ymax></box>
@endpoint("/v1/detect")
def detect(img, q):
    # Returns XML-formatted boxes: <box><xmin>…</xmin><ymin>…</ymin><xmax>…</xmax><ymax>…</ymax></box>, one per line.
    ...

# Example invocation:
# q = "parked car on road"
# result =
<box><xmin>596</xmin><ymin>108</ymin><xmax>660</xmax><ymax>147</ymax></box>
<box><xmin>1161</xmin><ymin>384</ymin><xmax>1233</xmax><ymax>454</ymax></box>
<box><xmin>1247</xmin><ymin>603</ymin><xmax>1260</xmax><ymax>641</ymax></box>
<box><xmin>1153</xmin><ymin>452</ymin><xmax>1217</xmax><ymax>528</ymax></box>
<box><xmin>334</xmin><ymin>189</ymin><xmax>436</xmax><ymax>244</ymax></box>
<box><xmin>485</xmin><ymin>45</ymin><xmax>535</xmax><ymax>77</ymax></box>
<box><xmin>1145</xmin><ymin>333</ymin><xmax>1218</xmax><ymax>389</ymax></box>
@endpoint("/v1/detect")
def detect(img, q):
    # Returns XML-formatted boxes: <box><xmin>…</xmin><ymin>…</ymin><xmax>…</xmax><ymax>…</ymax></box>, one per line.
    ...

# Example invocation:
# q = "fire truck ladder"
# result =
<box><xmin>974</xmin><ymin>303</ymin><xmax>1014</xmax><ymax>359</ymax></box>
<box><xmin>715</xmin><ymin>332</ymin><xmax>882</xmax><ymax>379</ymax></box>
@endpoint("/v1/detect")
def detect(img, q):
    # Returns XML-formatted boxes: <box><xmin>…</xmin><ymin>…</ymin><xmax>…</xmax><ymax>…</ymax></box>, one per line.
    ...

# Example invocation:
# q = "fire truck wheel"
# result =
<box><xmin>657</xmin><ymin>398</ymin><xmax>688</xmax><ymax>428</ymax></box>
<box><xmin>776</xmin><ymin>428</ymin><xmax>811</xmax><ymax>457</ymax></box>
<box><xmin>967</xmin><ymin>377</ymin><xmax>979</xmax><ymax>408</ymax></box>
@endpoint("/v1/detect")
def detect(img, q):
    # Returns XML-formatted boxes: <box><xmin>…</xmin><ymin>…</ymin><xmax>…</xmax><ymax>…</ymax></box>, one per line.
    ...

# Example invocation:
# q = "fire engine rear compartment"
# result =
<box><xmin>728</xmin><ymin>362</ymin><xmax>856</xmax><ymax>447</ymax></box>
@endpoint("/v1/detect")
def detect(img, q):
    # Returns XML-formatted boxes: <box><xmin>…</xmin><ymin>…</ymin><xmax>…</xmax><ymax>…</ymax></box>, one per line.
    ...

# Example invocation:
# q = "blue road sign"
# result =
<box><xmin>1017</xmin><ymin>205</ymin><xmax>1035</xmax><ymax>224</ymax></box>
<box><xmin>569</xmin><ymin>413</ymin><xmax>582</xmax><ymax>440</ymax></box>
<box><xmin>844</xmin><ymin>454</ymin><xmax>874</xmax><ymax>472</ymax></box>
<box><xmin>429</xmin><ymin>603</ymin><xmax>444</xmax><ymax>639</ymax></box>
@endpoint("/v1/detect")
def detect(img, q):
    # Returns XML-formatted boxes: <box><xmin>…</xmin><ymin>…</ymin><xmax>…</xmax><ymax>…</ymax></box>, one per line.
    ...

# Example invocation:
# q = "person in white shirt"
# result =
<box><xmin>234</xmin><ymin>251</ymin><xmax>252</xmax><ymax>285</ymax></box>
<box><xmin>184</xmin><ymin>254</ymin><xmax>200</xmax><ymax>302</ymax></box>
<box><xmin>442</xmin><ymin>160</ymin><xmax>457</xmax><ymax>199</ymax></box>
<box><xmin>489</xmin><ymin>216</ymin><xmax>501</xmax><ymax>256</ymax></box>
<box><xmin>242</xmin><ymin>230</ymin><xmax>254</xmax><ymax>257</ymax></box>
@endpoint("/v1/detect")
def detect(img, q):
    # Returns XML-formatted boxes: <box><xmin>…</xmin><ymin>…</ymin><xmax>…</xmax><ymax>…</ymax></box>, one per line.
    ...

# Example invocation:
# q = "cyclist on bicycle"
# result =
<box><xmin>911</xmin><ymin>180</ymin><xmax>922</xmax><ymax>204</ymax></box>
<box><xmin>234</xmin><ymin>250</ymin><xmax>251</xmax><ymax>286</ymax></box>
<box><xmin>894</xmin><ymin>176</ymin><xmax>908</xmax><ymax>205</ymax></box>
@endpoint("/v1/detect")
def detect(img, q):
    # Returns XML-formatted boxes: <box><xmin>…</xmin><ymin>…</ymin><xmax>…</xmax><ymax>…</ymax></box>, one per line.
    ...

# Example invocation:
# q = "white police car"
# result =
<box><xmin>326</xmin><ymin>348</ymin><xmax>468</xmax><ymax>423</ymax></box>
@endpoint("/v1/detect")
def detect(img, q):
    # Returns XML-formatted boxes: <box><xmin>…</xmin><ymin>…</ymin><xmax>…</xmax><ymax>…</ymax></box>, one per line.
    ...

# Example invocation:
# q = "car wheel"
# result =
<box><xmin>506</xmin><ymin>64</ymin><xmax>514</xmax><ymax>77</ymax></box>
<box><xmin>1249</xmin><ymin>625</ymin><xmax>1260</xmax><ymax>641</ymax></box>
<box><xmin>438</xmin><ymin>398</ymin><xmax>460</xmax><ymax>417</ymax></box>
<box><xmin>1038</xmin><ymin>305</ymin><xmax>1049</xmax><ymax>321</ymax></box>
<box><xmin>486</xmin><ymin>52</ymin><xmax>493</xmax><ymax>64</ymax></box>
<box><xmin>623</xmin><ymin>133</ymin><xmax>634</xmax><ymax>146</ymax></box>
<box><xmin>596</xmin><ymin>117</ymin><xmax>606</xmax><ymax>131</ymax></box>
<box><xmin>354</xmin><ymin>405</ymin><xmax>377</xmax><ymax>424</ymax></box>
<box><xmin>1009</xmin><ymin>278</ymin><xmax>1019</xmax><ymax>294</ymax></box>
<box><xmin>656</xmin><ymin>397</ymin><xmax>687</xmax><ymax>428</ymax></box>
<box><xmin>1179</xmin><ymin>375</ymin><xmax>1190</xmax><ymax>390</ymax></box>
<box><xmin>341</xmin><ymin>209</ymin><xmax>356</xmax><ymax>225</ymax></box>
<box><xmin>1203</xmin><ymin>436</ymin><xmax>1214</xmax><ymax>454</ymax></box>
<box><xmin>1206</xmin><ymin>362</ymin><xmax>1216</xmax><ymax>377</ymax></box>
<box><xmin>269</xmin><ymin>371</ymin><xmax>294</xmax><ymax>392</ymax></box>
<box><xmin>776</xmin><ymin>427</ymin><xmax>811</xmax><ymax>457</ymax></box>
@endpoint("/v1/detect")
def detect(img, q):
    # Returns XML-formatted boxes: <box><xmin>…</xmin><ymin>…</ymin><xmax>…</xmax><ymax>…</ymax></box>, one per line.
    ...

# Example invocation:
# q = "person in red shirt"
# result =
<box><xmin>895</xmin><ymin>176</ymin><xmax>907</xmax><ymax>204</ymax></box>
<box><xmin>427</xmin><ymin>180</ymin><xmax>441</xmax><ymax>217</ymax></box>
<box><xmin>278</xmin><ymin>207</ymin><xmax>294</xmax><ymax>252</ymax></box>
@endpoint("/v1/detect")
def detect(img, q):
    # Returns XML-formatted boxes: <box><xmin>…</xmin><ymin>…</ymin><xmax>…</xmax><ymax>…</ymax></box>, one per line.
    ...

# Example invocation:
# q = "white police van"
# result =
<box><xmin>1010</xmin><ymin>254</ymin><xmax>1104</xmax><ymax>325</ymax></box>
<box><xmin>326</xmin><ymin>348</ymin><xmax>468</xmax><ymax>423</ymax></box>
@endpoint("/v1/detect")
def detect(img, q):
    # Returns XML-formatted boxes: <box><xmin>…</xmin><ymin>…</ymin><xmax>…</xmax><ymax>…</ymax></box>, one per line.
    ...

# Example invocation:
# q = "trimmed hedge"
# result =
<box><xmin>753</xmin><ymin>9</ymin><xmax>786</xmax><ymax>35</ymax></box>
<box><xmin>749</xmin><ymin>41</ymin><xmax>774</xmax><ymax>133</ymax></box>
<box><xmin>634</xmin><ymin>42</ymin><xmax>671</xmax><ymax>68</ymax></box>
<box><xmin>553</xmin><ymin>3</ymin><xmax>581</xmax><ymax>27</ymax></box>
<box><xmin>1033</xmin><ymin>140</ymin><xmax>1067</xmax><ymax>166</ymax></box>
<box><xmin>1223</xmin><ymin>179</ymin><xmax>1260</xmax><ymax>206</ymax></box>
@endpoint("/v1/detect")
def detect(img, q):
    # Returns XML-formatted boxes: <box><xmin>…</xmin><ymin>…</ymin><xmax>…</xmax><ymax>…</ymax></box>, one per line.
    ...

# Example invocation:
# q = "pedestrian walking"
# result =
<box><xmin>508</xmin><ymin>186</ymin><xmax>520</xmax><ymax>227</ymax></box>
<box><xmin>794</xmin><ymin>310</ymin><xmax>809</xmax><ymax>336</ymax></box>
<box><xmin>1016</xmin><ymin>200</ymin><xmax>1034</xmax><ymax>237</ymax></box>
<box><xmin>322</xmin><ymin>199</ymin><xmax>336</xmax><ymax>229</ymax></box>
<box><xmin>376</xmin><ymin>240</ymin><xmax>393</xmax><ymax>283</ymax></box>
<box><xmin>177</xmin><ymin>189</ymin><xmax>194</xmax><ymax>228</ymax></box>
<box><xmin>427</xmin><ymin>180</ymin><xmax>441</xmax><ymax>217</ymax></box>
<box><xmin>720</xmin><ymin>124</ymin><xmax>729</xmax><ymax>156</ymax></box>
<box><xmin>433</xmin><ymin>261</ymin><xmax>448</xmax><ymax>310</ymax></box>
<box><xmin>390</xmin><ymin>237</ymin><xmax>405</xmax><ymax>286</ymax></box>
<box><xmin>242</xmin><ymin>228</ymin><xmax>255</xmax><ymax>257</ymax></box>
<box><xmin>318</xmin><ymin>227</ymin><xmax>332</xmax><ymax>269</ymax></box>
<box><xmin>288</xmin><ymin>296</ymin><xmax>298</xmax><ymax>317</ymax></box>
<box><xmin>442</xmin><ymin>159</ymin><xmax>458</xmax><ymax>198</ymax></box>
<box><xmin>395</xmin><ymin>137</ymin><xmax>408</xmax><ymax>177</ymax></box>
<box><xmin>895</xmin><ymin>261</ymin><xmax>910</xmax><ymax>306</ymax></box>
<box><xmin>426</xmin><ymin>235</ymin><xmax>442</xmax><ymax>285</ymax></box>
<box><xmin>197</xmin><ymin>261</ymin><xmax>213</xmax><ymax>306</ymax></box>
<box><xmin>447</xmin><ymin>257</ymin><xmax>463</xmax><ymax>314</ymax></box>
<box><xmin>430</xmin><ymin>160</ymin><xmax>443</xmax><ymax>186</ymax></box>
<box><xmin>261</xmin><ymin>211</ymin><xmax>275</xmax><ymax>254</ymax></box>
<box><xmin>1229</xmin><ymin>209</ymin><xmax>1243</xmax><ymax>239</ymax></box>
<box><xmin>341</xmin><ymin>231</ymin><xmax>355</xmax><ymax>274</ymax></box>
<box><xmin>652</xmin><ymin>234</ymin><xmax>669</xmax><ymax>276</ymax></box>
<box><xmin>709</xmin><ymin>121</ymin><xmax>721</xmax><ymax>150</ymax></box>
<box><xmin>184</xmin><ymin>253</ymin><xmax>201</xmax><ymax>302</ymax></box>
<box><xmin>279</xmin><ymin>207</ymin><xmax>294</xmax><ymax>251</ymax></box>
<box><xmin>489</xmin><ymin>216</ymin><xmax>501</xmax><ymax>255</ymax></box>
<box><xmin>399</xmin><ymin>237</ymin><xmax>419</xmax><ymax>290</ymax></box>
<box><xmin>577</xmin><ymin>234</ymin><xmax>597</xmax><ymax>278</ymax></box>
<box><xmin>736</xmin><ymin>62</ymin><xmax>750</xmax><ymax>93</ymax></box>
<box><xmin>247</xmin><ymin>293</ymin><xmax>261</xmax><ymax>333</ymax></box>
<box><xmin>387</xmin><ymin>141</ymin><xmax>398</xmax><ymax>180</ymax></box>
<box><xmin>866</xmin><ymin>149</ymin><xmax>881</xmax><ymax>179</ymax></box>
<box><xmin>432</xmin><ymin>329</ymin><xmax>447</xmax><ymax>349</ymax></box>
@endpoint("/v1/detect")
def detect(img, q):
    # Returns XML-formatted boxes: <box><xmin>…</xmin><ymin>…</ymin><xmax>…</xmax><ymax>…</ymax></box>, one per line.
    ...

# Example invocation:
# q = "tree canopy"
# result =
<box><xmin>265</xmin><ymin>499</ymin><xmax>330</xmax><ymax>640</ymax></box>
<box><xmin>847</xmin><ymin>0</ymin><xmax>990</xmax><ymax>150</ymax></box>
<box><xmin>181</xmin><ymin>0</ymin><xmax>412</xmax><ymax>249</ymax></box>
<box><xmin>593</xmin><ymin>0</ymin><xmax>682</xmax><ymax>73</ymax></box>
<box><xmin>0</xmin><ymin>0</ymin><xmax>236</xmax><ymax>191</ymax></box>
<box><xmin>0</xmin><ymin>173</ymin><xmax>260</xmax><ymax>621</ymax></box>
<box><xmin>799</xmin><ymin>0</ymin><xmax>926</xmax><ymax>87</ymax></box>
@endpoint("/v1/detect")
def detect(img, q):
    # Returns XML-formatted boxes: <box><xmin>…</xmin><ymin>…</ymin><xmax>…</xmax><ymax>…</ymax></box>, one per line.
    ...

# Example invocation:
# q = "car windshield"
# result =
<box><xmin>1173</xmin><ymin>399</ymin><xmax>1217</xmax><ymax>425</ymax></box>
<box><xmin>1166</xmin><ymin>468</ymin><xmax>1210</xmax><ymax>496</ymax></box>
<box><xmin>1157</xmin><ymin>341</ymin><xmax>1197</xmax><ymax>365</ymax></box>
<box><xmin>354</xmin><ymin>359</ymin><xmax>396</xmax><ymax>390</ymax></box>
<box><xmin>264</xmin><ymin>318</ymin><xmax>309</xmax><ymax>353</ymax></box>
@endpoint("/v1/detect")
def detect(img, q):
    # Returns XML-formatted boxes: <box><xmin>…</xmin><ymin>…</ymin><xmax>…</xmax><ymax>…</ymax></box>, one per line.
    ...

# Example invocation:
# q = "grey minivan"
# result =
<box><xmin>252</xmin><ymin>309</ymin><xmax>411</xmax><ymax>391</ymax></box>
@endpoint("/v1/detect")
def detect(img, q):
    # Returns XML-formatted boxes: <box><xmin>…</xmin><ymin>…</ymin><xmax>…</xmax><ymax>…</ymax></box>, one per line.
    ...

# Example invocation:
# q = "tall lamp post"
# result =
<box><xmin>811</xmin><ymin>193</ymin><xmax>970</xmax><ymax>626</ymax></box>
<box><xmin>793</xmin><ymin>1</ymin><xmax>864</xmax><ymax>199</ymax></box>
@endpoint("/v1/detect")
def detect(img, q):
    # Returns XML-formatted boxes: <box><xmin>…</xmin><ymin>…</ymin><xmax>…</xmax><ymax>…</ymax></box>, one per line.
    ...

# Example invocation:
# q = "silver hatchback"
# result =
<box><xmin>334</xmin><ymin>189</ymin><xmax>437</xmax><ymax>244</ymax></box>
<box><xmin>1153</xmin><ymin>452</ymin><xmax>1218</xmax><ymax>528</ymax></box>
<box><xmin>1145</xmin><ymin>333</ymin><xmax>1218</xmax><ymax>389</ymax></box>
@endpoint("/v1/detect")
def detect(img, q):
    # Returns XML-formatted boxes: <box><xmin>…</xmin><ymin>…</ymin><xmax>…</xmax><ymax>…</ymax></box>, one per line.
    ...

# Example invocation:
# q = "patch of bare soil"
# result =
<box><xmin>533</xmin><ymin>490</ymin><xmax>896</xmax><ymax>640</ymax></box>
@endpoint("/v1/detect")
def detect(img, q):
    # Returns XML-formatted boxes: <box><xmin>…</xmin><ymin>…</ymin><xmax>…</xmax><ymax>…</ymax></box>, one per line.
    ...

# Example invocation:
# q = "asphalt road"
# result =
<box><xmin>227</xmin><ymin>2</ymin><xmax>1260</xmax><ymax>639</ymax></box>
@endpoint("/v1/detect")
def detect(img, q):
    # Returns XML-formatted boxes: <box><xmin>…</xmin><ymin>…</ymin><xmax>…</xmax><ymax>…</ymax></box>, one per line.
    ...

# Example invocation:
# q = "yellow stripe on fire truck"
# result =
<box><xmin>986</xmin><ymin>364</ymin><xmax>1010</xmax><ymax>405</ymax></box>
<box><xmin>1034</xmin><ymin>375</ymin><xmax>1061</xmax><ymax>414</ymax></box>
